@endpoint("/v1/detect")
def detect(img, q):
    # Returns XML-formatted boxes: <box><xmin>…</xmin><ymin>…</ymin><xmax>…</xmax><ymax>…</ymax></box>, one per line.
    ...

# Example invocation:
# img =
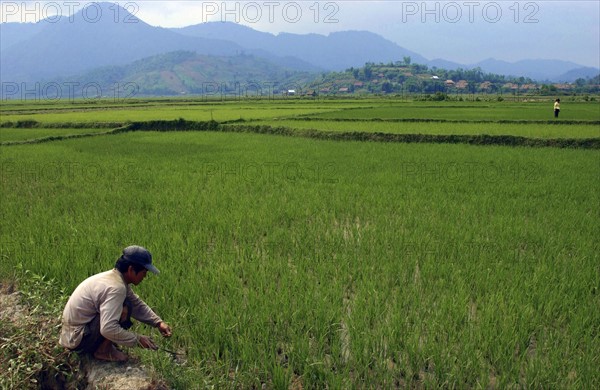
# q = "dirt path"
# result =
<box><xmin>82</xmin><ymin>357</ymin><xmax>166</xmax><ymax>390</ymax></box>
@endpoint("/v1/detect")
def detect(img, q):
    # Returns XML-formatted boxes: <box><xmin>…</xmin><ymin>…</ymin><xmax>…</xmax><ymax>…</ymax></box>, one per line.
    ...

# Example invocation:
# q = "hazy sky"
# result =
<box><xmin>2</xmin><ymin>1</ymin><xmax>599</xmax><ymax>67</ymax></box>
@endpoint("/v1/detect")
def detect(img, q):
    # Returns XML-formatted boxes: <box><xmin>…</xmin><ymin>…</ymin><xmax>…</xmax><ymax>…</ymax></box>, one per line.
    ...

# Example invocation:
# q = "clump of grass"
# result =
<box><xmin>0</xmin><ymin>120</ymin><xmax>40</xmax><ymax>128</ymax></box>
<box><xmin>0</xmin><ymin>268</ymin><xmax>83</xmax><ymax>389</ymax></box>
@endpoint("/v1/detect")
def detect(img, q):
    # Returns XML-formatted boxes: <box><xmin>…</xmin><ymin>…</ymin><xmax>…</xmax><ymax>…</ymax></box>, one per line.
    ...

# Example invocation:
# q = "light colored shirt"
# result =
<box><xmin>59</xmin><ymin>269</ymin><xmax>162</xmax><ymax>349</ymax></box>
<box><xmin>554</xmin><ymin>102</ymin><xmax>560</xmax><ymax>110</ymax></box>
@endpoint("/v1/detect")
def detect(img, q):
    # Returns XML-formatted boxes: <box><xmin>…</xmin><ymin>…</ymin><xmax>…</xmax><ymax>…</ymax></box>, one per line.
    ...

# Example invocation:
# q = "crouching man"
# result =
<box><xmin>59</xmin><ymin>245</ymin><xmax>172</xmax><ymax>362</ymax></box>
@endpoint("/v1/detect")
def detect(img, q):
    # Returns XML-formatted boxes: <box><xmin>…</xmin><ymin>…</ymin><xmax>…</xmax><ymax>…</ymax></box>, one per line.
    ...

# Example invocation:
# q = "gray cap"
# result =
<box><xmin>122</xmin><ymin>245</ymin><xmax>160</xmax><ymax>274</ymax></box>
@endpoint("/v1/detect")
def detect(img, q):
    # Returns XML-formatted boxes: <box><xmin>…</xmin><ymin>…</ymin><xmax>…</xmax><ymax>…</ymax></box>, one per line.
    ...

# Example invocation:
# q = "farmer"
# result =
<box><xmin>59</xmin><ymin>245</ymin><xmax>172</xmax><ymax>362</ymax></box>
<box><xmin>554</xmin><ymin>98</ymin><xmax>560</xmax><ymax>118</ymax></box>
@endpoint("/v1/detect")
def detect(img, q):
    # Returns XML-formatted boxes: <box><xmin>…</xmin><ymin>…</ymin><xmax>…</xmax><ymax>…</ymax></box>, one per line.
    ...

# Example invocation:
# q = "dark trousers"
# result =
<box><xmin>554</xmin><ymin>109</ymin><xmax>560</xmax><ymax>118</ymax></box>
<box><xmin>74</xmin><ymin>299</ymin><xmax>133</xmax><ymax>354</ymax></box>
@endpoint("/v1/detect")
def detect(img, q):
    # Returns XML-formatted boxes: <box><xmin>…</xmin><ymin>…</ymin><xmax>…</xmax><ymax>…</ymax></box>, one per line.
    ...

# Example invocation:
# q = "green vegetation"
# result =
<box><xmin>1</xmin><ymin>98</ymin><xmax>598</xmax><ymax>388</ymax></box>
<box><xmin>249</xmin><ymin>120</ymin><xmax>600</xmax><ymax>139</ymax></box>
<box><xmin>0</xmin><ymin>100</ymin><xmax>342</xmax><ymax>124</ymax></box>
<box><xmin>2</xmin><ymin>99</ymin><xmax>598</xmax><ymax>124</ymax></box>
<box><xmin>312</xmin><ymin>61</ymin><xmax>600</xmax><ymax>96</ymax></box>
<box><xmin>0</xmin><ymin>271</ymin><xmax>82</xmax><ymax>389</ymax></box>
<box><xmin>0</xmin><ymin>128</ymin><xmax>112</xmax><ymax>142</ymax></box>
<box><xmin>75</xmin><ymin>51</ymin><xmax>317</xmax><ymax>97</ymax></box>
<box><xmin>5</xmin><ymin>51</ymin><xmax>598</xmax><ymax>99</ymax></box>
<box><xmin>302</xmin><ymin>101</ymin><xmax>600</xmax><ymax>121</ymax></box>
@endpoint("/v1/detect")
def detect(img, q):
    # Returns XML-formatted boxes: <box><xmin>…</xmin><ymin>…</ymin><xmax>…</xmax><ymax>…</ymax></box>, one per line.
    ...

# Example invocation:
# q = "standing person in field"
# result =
<box><xmin>554</xmin><ymin>98</ymin><xmax>560</xmax><ymax>118</ymax></box>
<box><xmin>59</xmin><ymin>245</ymin><xmax>172</xmax><ymax>362</ymax></box>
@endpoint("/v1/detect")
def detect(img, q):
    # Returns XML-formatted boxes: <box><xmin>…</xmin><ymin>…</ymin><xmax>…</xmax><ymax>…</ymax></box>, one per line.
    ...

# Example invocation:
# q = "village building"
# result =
<box><xmin>455</xmin><ymin>80</ymin><xmax>469</xmax><ymax>89</ymax></box>
<box><xmin>479</xmin><ymin>81</ymin><xmax>492</xmax><ymax>90</ymax></box>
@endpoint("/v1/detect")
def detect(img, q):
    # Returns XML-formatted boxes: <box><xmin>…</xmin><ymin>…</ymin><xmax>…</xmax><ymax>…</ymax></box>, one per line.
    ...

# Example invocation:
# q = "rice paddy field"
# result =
<box><xmin>1</xmin><ymin>98</ymin><xmax>599</xmax><ymax>388</ymax></box>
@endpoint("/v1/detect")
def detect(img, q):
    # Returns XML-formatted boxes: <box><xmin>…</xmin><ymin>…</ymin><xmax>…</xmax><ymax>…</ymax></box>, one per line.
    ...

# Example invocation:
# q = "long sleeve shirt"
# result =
<box><xmin>59</xmin><ymin>269</ymin><xmax>162</xmax><ymax>349</ymax></box>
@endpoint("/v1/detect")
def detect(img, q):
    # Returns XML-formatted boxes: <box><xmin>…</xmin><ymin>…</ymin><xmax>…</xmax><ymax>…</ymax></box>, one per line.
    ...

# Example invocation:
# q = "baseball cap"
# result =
<box><xmin>122</xmin><ymin>245</ymin><xmax>160</xmax><ymax>274</ymax></box>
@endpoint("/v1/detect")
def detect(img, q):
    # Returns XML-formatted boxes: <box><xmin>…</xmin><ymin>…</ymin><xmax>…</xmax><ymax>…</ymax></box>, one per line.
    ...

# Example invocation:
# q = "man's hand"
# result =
<box><xmin>158</xmin><ymin>321</ymin><xmax>172</xmax><ymax>338</ymax></box>
<box><xmin>138</xmin><ymin>335</ymin><xmax>158</xmax><ymax>350</ymax></box>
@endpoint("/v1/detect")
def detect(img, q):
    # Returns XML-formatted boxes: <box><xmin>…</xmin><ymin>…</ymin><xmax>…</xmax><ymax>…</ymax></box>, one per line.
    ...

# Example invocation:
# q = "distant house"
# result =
<box><xmin>353</xmin><ymin>81</ymin><xmax>364</xmax><ymax>87</ymax></box>
<box><xmin>431</xmin><ymin>75</ymin><xmax>440</xmax><ymax>80</ymax></box>
<box><xmin>455</xmin><ymin>80</ymin><xmax>469</xmax><ymax>89</ymax></box>
<box><xmin>338</xmin><ymin>87</ymin><xmax>350</xmax><ymax>93</ymax></box>
<box><xmin>287</xmin><ymin>89</ymin><xmax>296</xmax><ymax>96</ymax></box>
<box><xmin>320</xmin><ymin>87</ymin><xmax>331</xmax><ymax>94</ymax></box>
<box><xmin>480</xmin><ymin>81</ymin><xmax>492</xmax><ymax>90</ymax></box>
<box><xmin>445</xmin><ymin>80</ymin><xmax>455</xmax><ymax>87</ymax></box>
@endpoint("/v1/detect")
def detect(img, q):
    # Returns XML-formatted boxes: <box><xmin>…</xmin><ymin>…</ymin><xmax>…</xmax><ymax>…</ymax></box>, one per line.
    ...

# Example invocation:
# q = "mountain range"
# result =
<box><xmin>1</xmin><ymin>2</ymin><xmax>597</xmax><ymax>87</ymax></box>
<box><xmin>170</xmin><ymin>22</ymin><xmax>428</xmax><ymax>73</ymax></box>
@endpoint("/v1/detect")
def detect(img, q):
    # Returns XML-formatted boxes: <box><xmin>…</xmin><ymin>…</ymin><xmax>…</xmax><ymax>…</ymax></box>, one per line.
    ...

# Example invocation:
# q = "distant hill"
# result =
<box><xmin>60</xmin><ymin>51</ymin><xmax>317</xmax><ymax>96</ymax></box>
<box><xmin>426</xmin><ymin>57</ymin><xmax>599</xmax><ymax>82</ymax></box>
<box><xmin>173</xmin><ymin>22</ymin><xmax>276</xmax><ymax>51</ymax></box>
<box><xmin>555</xmin><ymin>67</ymin><xmax>600</xmax><ymax>83</ymax></box>
<box><xmin>0</xmin><ymin>22</ymin><xmax>46</xmax><ymax>51</ymax></box>
<box><xmin>1</xmin><ymin>4</ymin><xmax>597</xmax><ymax>86</ymax></box>
<box><xmin>0</xmin><ymin>2</ymin><xmax>242</xmax><ymax>82</ymax></box>
<box><xmin>427</xmin><ymin>58</ymin><xmax>465</xmax><ymax>71</ymax></box>
<box><xmin>172</xmin><ymin>22</ymin><xmax>428</xmax><ymax>72</ymax></box>
<box><xmin>472</xmin><ymin>58</ymin><xmax>589</xmax><ymax>82</ymax></box>
<box><xmin>1</xmin><ymin>7</ymin><xmax>424</xmax><ymax>82</ymax></box>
